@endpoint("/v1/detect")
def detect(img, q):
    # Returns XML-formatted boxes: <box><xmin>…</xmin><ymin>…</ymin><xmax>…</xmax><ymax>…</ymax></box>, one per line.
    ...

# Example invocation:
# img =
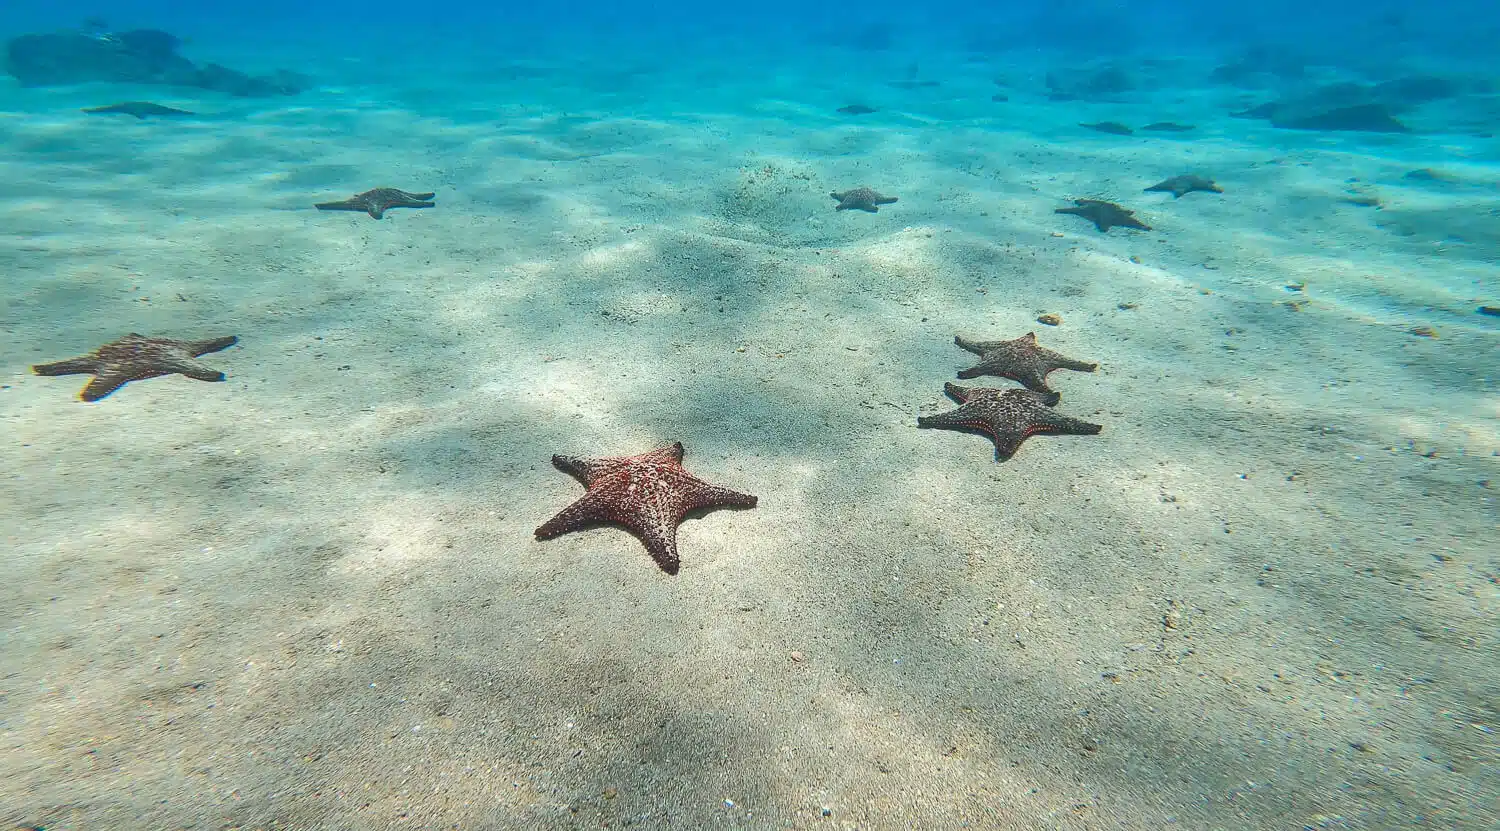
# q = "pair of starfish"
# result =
<box><xmin>917</xmin><ymin>332</ymin><xmax>1103</xmax><ymax>461</ymax></box>
<box><xmin>30</xmin><ymin>333</ymin><xmax>748</xmax><ymax>576</ymax></box>
<box><xmin>1055</xmin><ymin>175</ymin><xmax>1222</xmax><ymax>232</ymax></box>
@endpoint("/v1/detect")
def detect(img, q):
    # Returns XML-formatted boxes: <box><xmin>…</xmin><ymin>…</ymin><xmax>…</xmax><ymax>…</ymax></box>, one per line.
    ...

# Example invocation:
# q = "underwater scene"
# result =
<box><xmin>1</xmin><ymin>1</ymin><xmax>1496</xmax><ymax>828</ymax></box>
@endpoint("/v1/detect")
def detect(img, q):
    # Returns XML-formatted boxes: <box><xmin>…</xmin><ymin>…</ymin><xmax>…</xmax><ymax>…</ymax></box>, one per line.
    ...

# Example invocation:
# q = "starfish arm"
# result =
<box><xmin>942</xmin><ymin>382</ymin><xmax>974</xmax><ymax>403</ymax></box>
<box><xmin>32</xmin><ymin>357</ymin><xmax>99</xmax><ymax>376</ymax></box>
<box><xmin>642</xmin><ymin>443</ymin><xmax>687</xmax><ymax>465</ymax></box>
<box><xmin>916</xmin><ymin>408</ymin><xmax>979</xmax><ymax>430</ymax></box>
<box><xmin>681</xmin><ymin>480</ymin><xmax>758</xmax><ymax>512</ymax></box>
<box><xmin>1011</xmin><ymin>368</ymin><xmax>1052</xmax><ymax>392</ymax></box>
<box><xmin>80</xmin><ymin>371</ymin><xmax>140</xmax><ymax>402</ymax></box>
<box><xmin>990</xmin><ymin>433</ymin><xmax>1027</xmax><ymax>461</ymax></box>
<box><xmin>534</xmin><ymin>492</ymin><xmax>611</xmax><ymax>540</ymax></box>
<box><xmin>954</xmin><ymin>335</ymin><xmax>1004</xmax><ymax>356</ymax></box>
<box><xmin>551</xmin><ymin>454</ymin><xmax>615</xmax><ymax>486</ymax></box>
<box><xmin>188</xmin><ymin>335</ymin><xmax>238</xmax><ymax>356</ymax></box>
<box><xmin>314</xmin><ymin>199</ymin><xmax>362</xmax><ymax>212</ymax></box>
<box><xmin>1049</xmin><ymin>355</ymin><xmax>1098</xmax><ymax>373</ymax></box>
<box><xmin>636</xmin><ymin>524</ymin><xmax>682</xmax><ymax>575</ymax></box>
<box><xmin>158</xmin><ymin>357</ymin><xmax>227</xmax><ymax>382</ymax></box>
<box><xmin>397</xmin><ymin>191</ymin><xmax>436</xmax><ymax>201</ymax></box>
<box><xmin>1030</xmin><ymin>411</ymin><xmax>1104</xmax><ymax>436</ymax></box>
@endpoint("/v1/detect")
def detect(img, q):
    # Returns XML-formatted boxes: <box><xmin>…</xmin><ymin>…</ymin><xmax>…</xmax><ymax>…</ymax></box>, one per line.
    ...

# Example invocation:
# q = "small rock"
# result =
<box><xmin>1408</xmin><ymin>326</ymin><xmax>1437</xmax><ymax>338</ymax></box>
<box><xmin>789</xmin><ymin>651</ymin><xmax>805</xmax><ymax>663</ymax></box>
<box><xmin>603</xmin><ymin>787</ymin><xmax>618</xmax><ymax>799</ymax></box>
<box><xmin>1081</xmin><ymin>736</ymin><xmax>1100</xmax><ymax>752</ymax></box>
<box><xmin>1036</xmin><ymin>313</ymin><xmax>1062</xmax><ymax>326</ymax></box>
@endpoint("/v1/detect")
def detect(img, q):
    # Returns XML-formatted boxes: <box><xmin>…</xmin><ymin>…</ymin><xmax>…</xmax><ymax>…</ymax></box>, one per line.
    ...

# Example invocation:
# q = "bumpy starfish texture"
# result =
<box><xmin>953</xmin><ymin>332</ymin><xmax>1097</xmax><ymax>394</ymax></box>
<box><xmin>535</xmin><ymin>442</ymin><xmax>758</xmax><ymax>574</ymax></box>
<box><xmin>831</xmin><ymin>187</ymin><xmax>898</xmax><ymax>212</ymax></box>
<box><xmin>32</xmin><ymin>333</ymin><xmax>238</xmax><ymax>401</ymax></box>
<box><xmin>314</xmin><ymin>188</ymin><xmax>435</xmax><ymax>219</ymax></box>
<box><xmin>1055</xmin><ymin>198</ymin><xmax>1151</xmax><ymax>232</ymax></box>
<box><xmin>918</xmin><ymin>383</ymin><xmax>1103</xmax><ymax>461</ymax></box>
<box><xmin>1145</xmin><ymin>175</ymin><xmax>1223</xmax><ymax>198</ymax></box>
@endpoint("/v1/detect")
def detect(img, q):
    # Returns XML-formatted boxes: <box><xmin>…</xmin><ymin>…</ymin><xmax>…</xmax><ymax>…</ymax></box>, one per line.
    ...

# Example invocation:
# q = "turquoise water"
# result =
<box><xmin>1</xmin><ymin>3</ymin><xmax>1496</xmax><ymax>830</ymax></box>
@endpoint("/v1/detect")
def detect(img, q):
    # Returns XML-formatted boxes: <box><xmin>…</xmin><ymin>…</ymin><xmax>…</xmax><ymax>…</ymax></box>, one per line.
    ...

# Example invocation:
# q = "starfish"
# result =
<box><xmin>314</xmin><ymin>188</ymin><xmax>435</xmax><ymax>219</ymax></box>
<box><xmin>1144</xmin><ymin>174</ymin><xmax>1223</xmax><ymax>198</ymax></box>
<box><xmin>953</xmin><ymin>331</ymin><xmax>1097</xmax><ymax>394</ymax></box>
<box><xmin>1054</xmin><ymin>198</ymin><xmax>1151</xmax><ymax>233</ymax></box>
<box><xmin>32</xmin><ymin>333</ymin><xmax>238</xmax><ymax>401</ymax></box>
<box><xmin>83</xmin><ymin>101</ymin><xmax>195</xmax><ymax>119</ymax></box>
<box><xmin>918</xmin><ymin>383</ymin><xmax>1103</xmax><ymax>461</ymax></box>
<box><xmin>831</xmin><ymin>187</ymin><xmax>898</xmax><ymax>212</ymax></box>
<box><xmin>535</xmin><ymin>442</ymin><xmax>758</xmax><ymax>574</ymax></box>
<box><xmin>1080</xmin><ymin>121</ymin><xmax>1133</xmax><ymax>135</ymax></box>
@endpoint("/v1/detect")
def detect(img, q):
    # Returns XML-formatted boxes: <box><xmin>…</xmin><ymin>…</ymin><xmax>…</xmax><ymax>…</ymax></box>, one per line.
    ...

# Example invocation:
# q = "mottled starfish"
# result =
<box><xmin>535</xmin><ymin>442</ymin><xmax>758</xmax><ymax>574</ymax></box>
<box><xmin>953</xmin><ymin>332</ymin><xmax>1097</xmax><ymax>394</ymax></box>
<box><xmin>314</xmin><ymin>188</ymin><xmax>435</xmax><ymax>219</ymax></box>
<box><xmin>1055</xmin><ymin>198</ymin><xmax>1151</xmax><ymax>232</ymax></box>
<box><xmin>32</xmin><ymin>333</ymin><xmax>238</xmax><ymax>401</ymax></box>
<box><xmin>918</xmin><ymin>383</ymin><xmax>1103</xmax><ymax>461</ymax></box>
<box><xmin>1144</xmin><ymin>174</ymin><xmax>1223</xmax><ymax>198</ymax></box>
<box><xmin>831</xmin><ymin>187</ymin><xmax>899</xmax><ymax>212</ymax></box>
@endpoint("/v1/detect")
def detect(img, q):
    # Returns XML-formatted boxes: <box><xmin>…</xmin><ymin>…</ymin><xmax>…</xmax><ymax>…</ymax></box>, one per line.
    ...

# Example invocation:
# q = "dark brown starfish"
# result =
<box><xmin>831</xmin><ymin>187</ymin><xmax>898</xmax><ymax>212</ymax></box>
<box><xmin>1144</xmin><ymin>174</ymin><xmax>1223</xmax><ymax>198</ymax></box>
<box><xmin>535</xmin><ymin>442</ymin><xmax>758</xmax><ymax>574</ymax></box>
<box><xmin>1055</xmin><ymin>199</ymin><xmax>1151</xmax><ymax>233</ymax></box>
<box><xmin>1080</xmin><ymin>121</ymin><xmax>1133</xmax><ymax>135</ymax></box>
<box><xmin>953</xmin><ymin>332</ymin><xmax>1097</xmax><ymax>394</ymax></box>
<box><xmin>918</xmin><ymin>383</ymin><xmax>1102</xmax><ymax>461</ymax></box>
<box><xmin>32</xmin><ymin>333</ymin><xmax>238</xmax><ymax>402</ymax></box>
<box><xmin>314</xmin><ymin>188</ymin><xmax>435</xmax><ymax>219</ymax></box>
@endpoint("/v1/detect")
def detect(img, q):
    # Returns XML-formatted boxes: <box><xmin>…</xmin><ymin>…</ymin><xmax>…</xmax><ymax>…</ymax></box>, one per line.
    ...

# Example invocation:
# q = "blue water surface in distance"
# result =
<box><xmin>1</xmin><ymin>1</ymin><xmax>1498</xmax><ymax>65</ymax></box>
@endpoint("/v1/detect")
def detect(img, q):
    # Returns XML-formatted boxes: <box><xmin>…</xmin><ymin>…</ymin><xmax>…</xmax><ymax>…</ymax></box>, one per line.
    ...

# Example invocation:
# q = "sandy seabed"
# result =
<box><xmin>1</xmin><ymin>40</ymin><xmax>1496</xmax><ymax>830</ymax></box>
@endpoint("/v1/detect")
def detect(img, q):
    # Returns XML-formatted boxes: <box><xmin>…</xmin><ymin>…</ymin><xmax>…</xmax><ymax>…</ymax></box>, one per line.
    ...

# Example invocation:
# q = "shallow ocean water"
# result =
<box><xmin>1</xmin><ymin>3</ymin><xmax>1496</xmax><ymax>829</ymax></box>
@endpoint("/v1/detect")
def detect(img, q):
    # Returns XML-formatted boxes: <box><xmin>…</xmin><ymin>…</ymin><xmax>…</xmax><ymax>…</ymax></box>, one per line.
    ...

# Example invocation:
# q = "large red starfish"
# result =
<box><xmin>534</xmin><ymin>442</ymin><xmax>758</xmax><ymax>574</ymax></box>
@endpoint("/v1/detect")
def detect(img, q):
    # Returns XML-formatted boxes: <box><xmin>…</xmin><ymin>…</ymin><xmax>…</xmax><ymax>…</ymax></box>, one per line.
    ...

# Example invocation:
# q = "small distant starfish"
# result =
<box><xmin>314</xmin><ymin>188</ymin><xmax>435</xmax><ymax>219</ymax></box>
<box><xmin>918</xmin><ymin>383</ymin><xmax>1103</xmax><ymax>461</ymax></box>
<box><xmin>1055</xmin><ymin>198</ymin><xmax>1151</xmax><ymax>233</ymax></box>
<box><xmin>831</xmin><ymin>187</ymin><xmax>898</xmax><ymax>212</ymax></box>
<box><xmin>535</xmin><ymin>442</ymin><xmax>758</xmax><ymax>574</ymax></box>
<box><xmin>83</xmin><ymin>101</ymin><xmax>195</xmax><ymax>119</ymax></box>
<box><xmin>1144</xmin><ymin>175</ymin><xmax>1223</xmax><ymax>198</ymax></box>
<box><xmin>32</xmin><ymin>333</ymin><xmax>238</xmax><ymax>402</ymax></box>
<box><xmin>953</xmin><ymin>332</ymin><xmax>1097</xmax><ymax>394</ymax></box>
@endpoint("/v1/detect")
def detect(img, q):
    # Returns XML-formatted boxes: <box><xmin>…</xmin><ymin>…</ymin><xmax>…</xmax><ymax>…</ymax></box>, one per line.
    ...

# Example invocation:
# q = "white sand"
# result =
<box><xmin>2</xmin><ymin>42</ymin><xmax>1496</xmax><ymax>830</ymax></box>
